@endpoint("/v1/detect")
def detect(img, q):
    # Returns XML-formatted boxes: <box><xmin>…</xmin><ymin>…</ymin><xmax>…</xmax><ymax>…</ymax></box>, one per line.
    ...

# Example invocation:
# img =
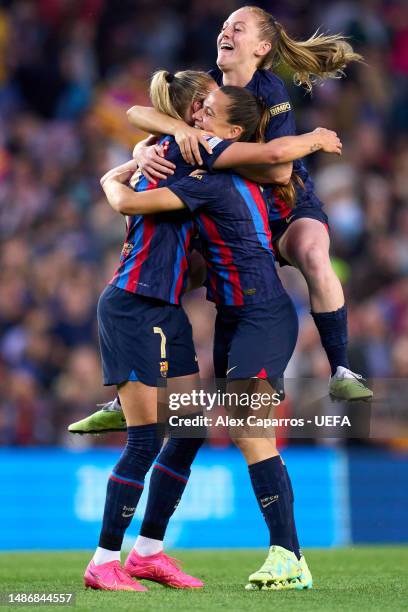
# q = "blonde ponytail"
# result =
<box><xmin>149</xmin><ymin>69</ymin><xmax>215</xmax><ymax>121</ymax></box>
<box><xmin>149</xmin><ymin>71</ymin><xmax>179</xmax><ymax>119</ymax></box>
<box><xmin>273</xmin><ymin>24</ymin><xmax>363</xmax><ymax>92</ymax></box>
<box><xmin>244</xmin><ymin>6</ymin><xmax>363</xmax><ymax>92</ymax></box>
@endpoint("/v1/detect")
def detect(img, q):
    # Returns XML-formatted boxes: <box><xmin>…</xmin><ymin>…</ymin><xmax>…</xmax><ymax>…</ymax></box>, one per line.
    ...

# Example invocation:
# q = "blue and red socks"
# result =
<box><xmin>312</xmin><ymin>305</ymin><xmax>349</xmax><ymax>376</ymax></box>
<box><xmin>139</xmin><ymin>436</ymin><xmax>205</xmax><ymax>540</ymax></box>
<box><xmin>249</xmin><ymin>455</ymin><xmax>300</xmax><ymax>558</ymax></box>
<box><xmin>98</xmin><ymin>424</ymin><xmax>162</xmax><ymax>551</ymax></box>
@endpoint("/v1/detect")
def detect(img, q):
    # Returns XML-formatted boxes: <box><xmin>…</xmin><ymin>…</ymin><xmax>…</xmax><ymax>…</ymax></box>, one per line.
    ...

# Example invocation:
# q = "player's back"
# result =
<box><xmin>169</xmin><ymin>171</ymin><xmax>286</xmax><ymax>306</ymax></box>
<box><xmin>110</xmin><ymin>137</ymin><xmax>196</xmax><ymax>305</ymax></box>
<box><xmin>111</xmin><ymin>134</ymin><xmax>233</xmax><ymax>303</ymax></box>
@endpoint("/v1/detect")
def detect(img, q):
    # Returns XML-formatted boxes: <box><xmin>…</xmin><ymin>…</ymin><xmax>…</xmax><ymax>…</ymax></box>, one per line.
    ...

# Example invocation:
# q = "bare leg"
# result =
<box><xmin>276</xmin><ymin>218</ymin><xmax>344</xmax><ymax>313</ymax></box>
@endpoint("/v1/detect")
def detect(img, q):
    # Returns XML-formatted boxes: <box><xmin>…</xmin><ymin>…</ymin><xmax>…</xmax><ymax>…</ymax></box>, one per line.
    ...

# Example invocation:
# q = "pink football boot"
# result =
<box><xmin>84</xmin><ymin>559</ymin><xmax>147</xmax><ymax>591</ymax></box>
<box><xmin>125</xmin><ymin>549</ymin><xmax>204</xmax><ymax>589</ymax></box>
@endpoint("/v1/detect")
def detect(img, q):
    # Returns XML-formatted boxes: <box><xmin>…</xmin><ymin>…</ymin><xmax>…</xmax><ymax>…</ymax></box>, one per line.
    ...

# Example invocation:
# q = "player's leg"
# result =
<box><xmin>230</xmin><ymin>408</ymin><xmax>312</xmax><ymax>589</ymax></box>
<box><xmin>125</xmin><ymin>308</ymin><xmax>204</xmax><ymax>588</ymax></box>
<box><xmin>276</xmin><ymin>215</ymin><xmax>372</xmax><ymax>400</ymax></box>
<box><xmin>85</xmin><ymin>381</ymin><xmax>162</xmax><ymax>591</ymax></box>
<box><xmin>227</xmin><ymin>380</ymin><xmax>303</xmax><ymax>590</ymax></box>
<box><xmin>84</xmin><ymin>286</ymin><xmax>167</xmax><ymax>591</ymax></box>
<box><xmin>134</xmin><ymin>378</ymin><xmax>204</xmax><ymax>550</ymax></box>
<box><xmin>125</xmin><ymin>372</ymin><xmax>204</xmax><ymax>589</ymax></box>
<box><xmin>221</xmin><ymin>296</ymin><xmax>311</xmax><ymax>589</ymax></box>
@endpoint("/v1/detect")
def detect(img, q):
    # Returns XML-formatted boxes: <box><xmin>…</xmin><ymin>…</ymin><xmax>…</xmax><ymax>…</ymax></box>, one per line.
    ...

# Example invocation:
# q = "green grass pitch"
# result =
<box><xmin>1</xmin><ymin>547</ymin><xmax>407</xmax><ymax>611</ymax></box>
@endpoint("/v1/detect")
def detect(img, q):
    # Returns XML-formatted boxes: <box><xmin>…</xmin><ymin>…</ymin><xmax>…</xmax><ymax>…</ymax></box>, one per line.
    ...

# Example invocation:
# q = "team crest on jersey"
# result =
<box><xmin>121</xmin><ymin>242</ymin><xmax>134</xmax><ymax>258</ymax></box>
<box><xmin>269</xmin><ymin>101</ymin><xmax>291</xmax><ymax>116</ymax></box>
<box><xmin>160</xmin><ymin>360</ymin><xmax>169</xmax><ymax>377</ymax></box>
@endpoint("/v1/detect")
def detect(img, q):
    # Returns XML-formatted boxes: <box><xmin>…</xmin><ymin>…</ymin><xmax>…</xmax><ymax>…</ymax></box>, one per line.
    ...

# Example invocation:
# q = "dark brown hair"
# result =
<box><xmin>219</xmin><ymin>85</ymin><xmax>269</xmax><ymax>143</ymax></box>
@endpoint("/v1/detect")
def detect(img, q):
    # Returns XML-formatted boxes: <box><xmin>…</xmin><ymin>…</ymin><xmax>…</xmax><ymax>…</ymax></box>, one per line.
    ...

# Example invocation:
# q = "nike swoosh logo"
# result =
<box><xmin>122</xmin><ymin>511</ymin><xmax>135</xmax><ymax>518</ymax></box>
<box><xmin>226</xmin><ymin>366</ymin><xmax>238</xmax><ymax>375</ymax></box>
<box><xmin>89</xmin><ymin>570</ymin><xmax>99</xmax><ymax>579</ymax></box>
<box><xmin>261</xmin><ymin>495</ymin><xmax>279</xmax><ymax>508</ymax></box>
<box><xmin>285</xmin><ymin>216</ymin><xmax>294</xmax><ymax>224</ymax></box>
<box><xmin>89</xmin><ymin>568</ymin><xmax>117</xmax><ymax>589</ymax></box>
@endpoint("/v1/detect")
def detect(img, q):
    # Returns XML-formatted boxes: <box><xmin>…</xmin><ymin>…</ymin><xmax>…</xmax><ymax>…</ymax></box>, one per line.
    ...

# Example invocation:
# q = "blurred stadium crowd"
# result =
<box><xmin>0</xmin><ymin>0</ymin><xmax>407</xmax><ymax>446</ymax></box>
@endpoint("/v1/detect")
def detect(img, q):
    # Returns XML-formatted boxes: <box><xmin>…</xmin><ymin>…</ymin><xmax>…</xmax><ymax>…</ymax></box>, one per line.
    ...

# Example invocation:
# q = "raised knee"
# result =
<box><xmin>297</xmin><ymin>244</ymin><xmax>331</xmax><ymax>281</ymax></box>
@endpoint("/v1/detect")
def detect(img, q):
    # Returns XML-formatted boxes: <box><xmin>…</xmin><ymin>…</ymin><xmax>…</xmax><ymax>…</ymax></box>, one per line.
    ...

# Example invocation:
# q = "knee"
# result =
<box><xmin>159</xmin><ymin>436</ymin><xmax>205</xmax><ymax>467</ymax></box>
<box><xmin>231</xmin><ymin>437</ymin><xmax>278</xmax><ymax>464</ymax></box>
<box><xmin>296</xmin><ymin>244</ymin><xmax>332</xmax><ymax>284</ymax></box>
<box><xmin>126</xmin><ymin>424</ymin><xmax>163</xmax><ymax>460</ymax></box>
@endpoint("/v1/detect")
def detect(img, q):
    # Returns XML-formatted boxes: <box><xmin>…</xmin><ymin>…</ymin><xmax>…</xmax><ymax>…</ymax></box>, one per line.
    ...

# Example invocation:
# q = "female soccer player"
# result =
<box><xmin>83</xmin><ymin>71</ymin><xmax>339</xmax><ymax>592</ymax></box>
<box><xmin>98</xmin><ymin>81</ymin><xmax>342</xmax><ymax>591</ymax></box>
<box><xmin>130</xmin><ymin>6</ymin><xmax>372</xmax><ymax>402</ymax></box>
<box><xmin>82</xmin><ymin>70</ymin><xmax>215</xmax><ymax>593</ymax></box>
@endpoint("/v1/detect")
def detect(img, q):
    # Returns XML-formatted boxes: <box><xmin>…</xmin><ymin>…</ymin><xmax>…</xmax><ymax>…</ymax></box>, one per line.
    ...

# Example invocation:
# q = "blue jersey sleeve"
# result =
<box><xmin>199</xmin><ymin>136</ymin><xmax>234</xmax><ymax>171</ymax></box>
<box><xmin>168</xmin><ymin>173</ymin><xmax>218</xmax><ymax>213</ymax></box>
<box><xmin>258</xmin><ymin>72</ymin><xmax>297</xmax><ymax>141</ymax></box>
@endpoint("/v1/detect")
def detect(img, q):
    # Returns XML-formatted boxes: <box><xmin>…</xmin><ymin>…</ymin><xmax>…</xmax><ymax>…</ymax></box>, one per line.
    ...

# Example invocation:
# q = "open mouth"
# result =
<box><xmin>219</xmin><ymin>42</ymin><xmax>234</xmax><ymax>51</ymax></box>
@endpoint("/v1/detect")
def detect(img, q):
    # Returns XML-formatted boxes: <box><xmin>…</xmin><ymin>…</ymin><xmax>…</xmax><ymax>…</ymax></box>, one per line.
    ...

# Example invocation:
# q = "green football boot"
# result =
<box><xmin>246</xmin><ymin>553</ymin><xmax>313</xmax><ymax>591</ymax></box>
<box><xmin>291</xmin><ymin>554</ymin><xmax>313</xmax><ymax>590</ymax></box>
<box><xmin>245</xmin><ymin>545</ymin><xmax>301</xmax><ymax>590</ymax></box>
<box><xmin>68</xmin><ymin>398</ymin><xmax>126</xmax><ymax>434</ymax></box>
<box><xmin>329</xmin><ymin>366</ymin><xmax>373</xmax><ymax>401</ymax></box>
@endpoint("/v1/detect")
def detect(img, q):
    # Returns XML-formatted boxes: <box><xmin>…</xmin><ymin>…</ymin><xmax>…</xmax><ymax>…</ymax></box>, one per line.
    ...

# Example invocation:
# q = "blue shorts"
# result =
<box><xmin>270</xmin><ymin>207</ymin><xmax>329</xmax><ymax>266</ymax></box>
<box><xmin>97</xmin><ymin>285</ymin><xmax>198</xmax><ymax>387</ymax></box>
<box><xmin>213</xmin><ymin>293</ymin><xmax>298</xmax><ymax>381</ymax></box>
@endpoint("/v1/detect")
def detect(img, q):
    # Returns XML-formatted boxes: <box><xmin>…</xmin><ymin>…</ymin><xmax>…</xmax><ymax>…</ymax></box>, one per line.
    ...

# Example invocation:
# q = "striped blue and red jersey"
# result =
<box><xmin>169</xmin><ymin>172</ymin><xmax>286</xmax><ymax>306</ymax></box>
<box><xmin>210</xmin><ymin>68</ymin><xmax>324</xmax><ymax>222</ymax></box>
<box><xmin>110</xmin><ymin>135</ymin><xmax>231</xmax><ymax>304</ymax></box>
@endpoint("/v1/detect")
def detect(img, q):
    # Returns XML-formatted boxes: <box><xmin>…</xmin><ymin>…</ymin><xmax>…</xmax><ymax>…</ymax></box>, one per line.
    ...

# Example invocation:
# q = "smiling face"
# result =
<box><xmin>216</xmin><ymin>7</ymin><xmax>271</xmax><ymax>71</ymax></box>
<box><xmin>192</xmin><ymin>89</ymin><xmax>243</xmax><ymax>141</ymax></box>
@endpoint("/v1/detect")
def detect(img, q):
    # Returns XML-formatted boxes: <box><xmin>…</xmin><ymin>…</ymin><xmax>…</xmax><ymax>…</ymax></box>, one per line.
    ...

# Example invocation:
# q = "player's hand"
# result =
<box><xmin>133</xmin><ymin>141</ymin><xmax>175</xmax><ymax>183</ymax></box>
<box><xmin>100</xmin><ymin>159</ymin><xmax>138</xmax><ymax>186</ymax></box>
<box><xmin>314</xmin><ymin>127</ymin><xmax>342</xmax><ymax>155</ymax></box>
<box><xmin>174</xmin><ymin>126</ymin><xmax>213</xmax><ymax>166</ymax></box>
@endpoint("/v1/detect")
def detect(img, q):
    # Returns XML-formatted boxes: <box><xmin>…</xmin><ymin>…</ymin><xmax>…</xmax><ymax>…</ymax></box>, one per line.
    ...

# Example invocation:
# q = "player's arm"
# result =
<box><xmin>100</xmin><ymin>162</ymin><xmax>185</xmax><ymax>215</ymax></box>
<box><xmin>212</xmin><ymin>128</ymin><xmax>341</xmax><ymax>178</ymax></box>
<box><xmin>129</xmin><ymin>106</ymin><xmax>340</xmax><ymax>174</ymax></box>
<box><xmin>133</xmin><ymin>134</ymin><xmax>177</xmax><ymax>183</ymax></box>
<box><xmin>128</xmin><ymin>105</ymin><xmax>213</xmax><ymax>165</ymax></box>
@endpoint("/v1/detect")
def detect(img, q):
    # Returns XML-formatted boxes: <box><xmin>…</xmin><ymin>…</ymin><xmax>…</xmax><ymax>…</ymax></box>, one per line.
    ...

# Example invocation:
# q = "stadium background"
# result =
<box><xmin>0</xmin><ymin>0</ymin><xmax>407</xmax><ymax>551</ymax></box>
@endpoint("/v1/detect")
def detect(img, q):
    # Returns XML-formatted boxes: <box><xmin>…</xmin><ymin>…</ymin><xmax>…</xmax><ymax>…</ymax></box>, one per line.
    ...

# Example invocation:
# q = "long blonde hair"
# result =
<box><xmin>150</xmin><ymin>70</ymin><xmax>215</xmax><ymax>119</ymax></box>
<box><xmin>244</xmin><ymin>5</ymin><xmax>363</xmax><ymax>92</ymax></box>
